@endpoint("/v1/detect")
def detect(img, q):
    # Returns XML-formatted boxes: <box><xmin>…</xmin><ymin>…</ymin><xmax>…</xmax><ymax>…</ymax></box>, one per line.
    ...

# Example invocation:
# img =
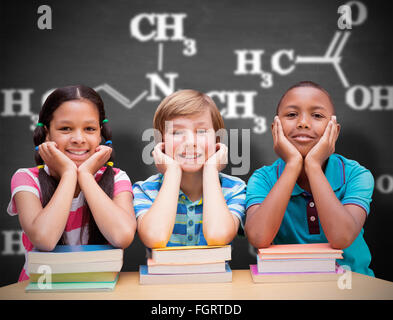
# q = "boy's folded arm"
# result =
<box><xmin>245</xmin><ymin>199</ymin><xmax>284</xmax><ymax>249</ymax></box>
<box><xmin>136</xmin><ymin>168</ymin><xmax>182</xmax><ymax>248</ymax></box>
<box><xmin>202</xmin><ymin>206</ymin><xmax>239</xmax><ymax>246</ymax></box>
<box><xmin>137</xmin><ymin>202</ymin><xmax>178</xmax><ymax>248</ymax></box>
<box><xmin>202</xmin><ymin>167</ymin><xmax>240</xmax><ymax>245</ymax></box>
<box><xmin>245</xmin><ymin>162</ymin><xmax>302</xmax><ymax>249</ymax></box>
<box><xmin>244</xmin><ymin>204</ymin><xmax>271</xmax><ymax>248</ymax></box>
<box><xmin>137</xmin><ymin>212</ymin><xmax>174</xmax><ymax>248</ymax></box>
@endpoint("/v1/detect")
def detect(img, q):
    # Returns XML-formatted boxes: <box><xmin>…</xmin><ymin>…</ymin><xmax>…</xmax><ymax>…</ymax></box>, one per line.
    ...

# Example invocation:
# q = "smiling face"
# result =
<box><xmin>164</xmin><ymin>109</ymin><xmax>217</xmax><ymax>173</ymax></box>
<box><xmin>277</xmin><ymin>86</ymin><xmax>336</xmax><ymax>157</ymax></box>
<box><xmin>45</xmin><ymin>99</ymin><xmax>102</xmax><ymax>167</ymax></box>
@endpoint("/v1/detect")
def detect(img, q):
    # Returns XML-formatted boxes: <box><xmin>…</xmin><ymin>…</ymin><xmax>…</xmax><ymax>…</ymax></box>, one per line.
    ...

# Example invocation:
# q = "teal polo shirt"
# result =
<box><xmin>246</xmin><ymin>154</ymin><xmax>375</xmax><ymax>276</ymax></box>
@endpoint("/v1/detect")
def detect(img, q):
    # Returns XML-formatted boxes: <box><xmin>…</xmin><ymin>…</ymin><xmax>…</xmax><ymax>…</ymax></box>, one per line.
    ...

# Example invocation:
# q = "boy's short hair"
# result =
<box><xmin>153</xmin><ymin>89</ymin><xmax>225</xmax><ymax>136</ymax></box>
<box><xmin>276</xmin><ymin>81</ymin><xmax>336</xmax><ymax>115</ymax></box>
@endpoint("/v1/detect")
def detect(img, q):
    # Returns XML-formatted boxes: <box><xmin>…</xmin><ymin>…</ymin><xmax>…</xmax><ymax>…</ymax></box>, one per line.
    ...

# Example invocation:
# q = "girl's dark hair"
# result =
<box><xmin>33</xmin><ymin>85</ymin><xmax>114</xmax><ymax>245</ymax></box>
<box><xmin>276</xmin><ymin>81</ymin><xmax>336</xmax><ymax>115</ymax></box>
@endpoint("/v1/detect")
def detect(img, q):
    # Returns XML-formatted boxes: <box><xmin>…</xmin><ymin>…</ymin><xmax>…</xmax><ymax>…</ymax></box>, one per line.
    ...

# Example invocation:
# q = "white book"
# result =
<box><xmin>28</xmin><ymin>245</ymin><xmax>123</xmax><ymax>264</ymax></box>
<box><xmin>139</xmin><ymin>264</ymin><xmax>232</xmax><ymax>285</ymax></box>
<box><xmin>151</xmin><ymin>245</ymin><xmax>231</xmax><ymax>264</ymax></box>
<box><xmin>28</xmin><ymin>260</ymin><xmax>123</xmax><ymax>274</ymax></box>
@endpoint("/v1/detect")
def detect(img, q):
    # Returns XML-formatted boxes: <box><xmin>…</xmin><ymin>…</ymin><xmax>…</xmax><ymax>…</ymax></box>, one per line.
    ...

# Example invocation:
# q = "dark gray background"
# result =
<box><xmin>1</xmin><ymin>0</ymin><xmax>392</xmax><ymax>287</ymax></box>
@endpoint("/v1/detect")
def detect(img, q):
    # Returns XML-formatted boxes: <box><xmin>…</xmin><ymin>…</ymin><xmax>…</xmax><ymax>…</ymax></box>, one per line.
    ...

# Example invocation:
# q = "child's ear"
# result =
<box><xmin>332</xmin><ymin>115</ymin><xmax>340</xmax><ymax>141</ymax></box>
<box><xmin>271</xmin><ymin>119</ymin><xmax>276</xmax><ymax>134</ymax></box>
<box><xmin>44</xmin><ymin>126</ymin><xmax>50</xmax><ymax>142</ymax></box>
<box><xmin>335</xmin><ymin>123</ymin><xmax>341</xmax><ymax>141</ymax></box>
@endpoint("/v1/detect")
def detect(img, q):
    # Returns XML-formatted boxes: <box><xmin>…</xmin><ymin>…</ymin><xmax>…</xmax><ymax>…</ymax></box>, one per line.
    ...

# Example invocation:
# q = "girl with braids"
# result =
<box><xmin>7</xmin><ymin>85</ymin><xmax>136</xmax><ymax>281</ymax></box>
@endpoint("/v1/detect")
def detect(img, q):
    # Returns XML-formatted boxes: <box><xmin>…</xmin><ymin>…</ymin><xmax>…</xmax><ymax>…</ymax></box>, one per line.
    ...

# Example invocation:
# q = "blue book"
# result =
<box><xmin>31</xmin><ymin>244</ymin><xmax>118</xmax><ymax>253</ymax></box>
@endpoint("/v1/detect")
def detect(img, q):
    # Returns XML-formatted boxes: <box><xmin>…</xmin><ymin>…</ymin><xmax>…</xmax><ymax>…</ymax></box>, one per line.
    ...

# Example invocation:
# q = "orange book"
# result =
<box><xmin>258</xmin><ymin>243</ymin><xmax>343</xmax><ymax>260</ymax></box>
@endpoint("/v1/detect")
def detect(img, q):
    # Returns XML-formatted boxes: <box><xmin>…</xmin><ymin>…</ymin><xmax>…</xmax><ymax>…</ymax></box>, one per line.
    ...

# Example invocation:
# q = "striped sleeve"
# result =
<box><xmin>7</xmin><ymin>168</ymin><xmax>41</xmax><ymax>216</ymax></box>
<box><xmin>132</xmin><ymin>179</ymin><xmax>157</xmax><ymax>219</ymax></box>
<box><xmin>221</xmin><ymin>175</ymin><xmax>247</xmax><ymax>228</ymax></box>
<box><xmin>113</xmin><ymin>168</ymin><xmax>133</xmax><ymax>197</ymax></box>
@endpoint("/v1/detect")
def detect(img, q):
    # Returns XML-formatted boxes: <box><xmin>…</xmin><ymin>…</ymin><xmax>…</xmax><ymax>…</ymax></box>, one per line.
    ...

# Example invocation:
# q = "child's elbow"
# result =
<box><xmin>33</xmin><ymin>233</ymin><xmax>58</xmax><ymax>252</ymax></box>
<box><xmin>112</xmin><ymin>234</ymin><xmax>134</xmax><ymax>249</ymax></box>
<box><xmin>329</xmin><ymin>235</ymin><xmax>353</xmax><ymax>250</ymax></box>
<box><xmin>246</xmin><ymin>234</ymin><xmax>271</xmax><ymax>249</ymax></box>
<box><xmin>204</xmin><ymin>230</ymin><xmax>232</xmax><ymax>246</ymax></box>
<box><xmin>140</xmin><ymin>231</ymin><xmax>170</xmax><ymax>249</ymax></box>
<box><xmin>110</xmin><ymin>226</ymin><xmax>136</xmax><ymax>249</ymax></box>
<box><xmin>205</xmin><ymin>237</ymin><xmax>228</xmax><ymax>246</ymax></box>
<box><xmin>35</xmin><ymin>242</ymin><xmax>57</xmax><ymax>252</ymax></box>
<box><xmin>150</xmin><ymin>240</ymin><xmax>168</xmax><ymax>249</ymax></box>
<box><xmin>244</xmin><ymin>228</ymin><xmax>271</xmax><ymax>249</ymax></box>
<box><xmin>144</xmin><ymin>237</ymin><xmax>169</xmax><ymax>249</ymax></box>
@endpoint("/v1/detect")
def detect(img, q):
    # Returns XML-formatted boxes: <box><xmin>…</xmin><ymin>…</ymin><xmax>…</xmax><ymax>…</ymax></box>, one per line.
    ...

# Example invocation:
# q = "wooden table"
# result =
<box><xmin>0</xmin><ymin>270</ymin><xmax>392</xmax><ymax>300</ymax></box>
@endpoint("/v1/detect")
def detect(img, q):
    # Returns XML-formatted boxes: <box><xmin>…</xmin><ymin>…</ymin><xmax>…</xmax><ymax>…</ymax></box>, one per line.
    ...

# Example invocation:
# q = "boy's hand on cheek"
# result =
<box><xmin>78</xmin><ymin>145</ymin><xmax>112</xmax><ymax>176</ymax></box>
<box><xmin>272</xmin><ymin>116</ymin><xmax>302</xmax><ymax>167</ymax></box>
<box><xmin>204</xmin><ymin>143</ymin><xmax>228</xmax><ymax>172</ymax></box>
<box><xmin>38</xmin><ymin>141</ymin><xmax>77</xmax><ymax>179</ymax></box>
<box><xmin>152</xmin><ymin>142</ymin><xmax>181</xmax><ymax>175</ymax></box>
<box><xmin>305</xmin><ymin>116</ymin><xmax>339</xmax><ymax>169</ymax></box>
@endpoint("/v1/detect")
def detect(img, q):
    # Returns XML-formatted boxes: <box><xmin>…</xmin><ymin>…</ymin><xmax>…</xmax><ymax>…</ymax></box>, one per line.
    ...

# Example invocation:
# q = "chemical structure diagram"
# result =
<box><xmin>94</xmin><ymin>12</ymin><xmax>269</xmax><ymax>134</ymax></box>
<box><xmin>92</xmin><ymin>0</ymin><xmax>390</xmax><ymax>138</ymax></box>
<box><xmin>1</xmin><ymin>1</ymin><xmax>391</xmax><ymax>133</ymax></box>
<box><xmin>234</xmin><ymin>30</ymin><xmax>351</xmax><ymax>89</ymax></box>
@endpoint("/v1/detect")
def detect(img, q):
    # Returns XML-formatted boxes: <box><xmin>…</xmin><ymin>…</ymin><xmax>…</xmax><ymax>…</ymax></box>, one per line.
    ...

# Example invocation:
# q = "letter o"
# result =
<box><xmin>376</xmin><ymin>174</ymin><xmax>393</xmax><ymax>194</ymax></box>
<box><xmin>346</xmin><ymin>85</ymin><xmax>371</xmax><ymax>110</ymax></box>
<box><xmin>345</xmin><ymin>1</ymin><xmax>368</xmax><ymax>26</ymax></box>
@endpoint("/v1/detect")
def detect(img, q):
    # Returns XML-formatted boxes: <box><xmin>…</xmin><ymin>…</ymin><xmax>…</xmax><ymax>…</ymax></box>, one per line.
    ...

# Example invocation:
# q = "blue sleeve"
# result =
<box><xmin>341</xmin><ymin>166</ymin><xmax>374</xmax><ymax>215</ymax></box>
<box><xmin>132</xmin><ymin>182</ymin><xmax>154</xmax><ymax>219</ymax></box>
<box><xmin>246</xmin><ymin>167</ymin><xmax>275</xmax><ymax>210</ymax></box>
<box><xmin>224</xmin><ymin>180</ymin><xmax>247</xmax><ymax>229</ymax></box>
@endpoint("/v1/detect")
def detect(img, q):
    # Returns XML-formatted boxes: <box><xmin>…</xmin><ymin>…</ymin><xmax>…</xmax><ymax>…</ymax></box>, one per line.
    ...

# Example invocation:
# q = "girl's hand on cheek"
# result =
<box><xmin>78</xmin><ymin>145</ymin><xmax>112</xmax><ymax>176</ymax></box>
<box><xmin>272</xmin><ymin>116</ymin><xmax>303</xmax><ymax>167</ymax></box>
<box><xmin>38</xmin><ymin>141</ymin><xmax>77</xmax><ymax>179</ymax></box>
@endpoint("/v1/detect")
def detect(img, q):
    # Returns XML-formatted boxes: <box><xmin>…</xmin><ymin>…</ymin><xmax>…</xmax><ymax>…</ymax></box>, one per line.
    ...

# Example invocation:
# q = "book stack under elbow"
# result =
<box><xmin>250</xmin><ymin>243</ymin><xmax>345</xmax><ymax>283</ymax></box>
<box><xmin>139</xmin><ymin>245</ymin><xmax>232</xmax><ymax>285</ymax></box>
<box><xmin>25</xmin><ymin>245</ymin><xmax>123</xmax><ymax>292</ymax></box>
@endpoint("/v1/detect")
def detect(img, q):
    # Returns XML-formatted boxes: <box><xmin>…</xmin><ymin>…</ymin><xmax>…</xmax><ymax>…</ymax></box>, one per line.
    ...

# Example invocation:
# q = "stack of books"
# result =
<box><xmin>25</xmin><ymin>244</ymin><xmax>123</xmax><ymax>292</ymax></box>
<box><xmin>139</xmin><ymin>245</ymin><xmax>232</xmax><ymax>285</ymax></box>
<box><xmin>250</xmin><ymin>243</ymin><xmax>345</xmax><ymax>283</ymax></box>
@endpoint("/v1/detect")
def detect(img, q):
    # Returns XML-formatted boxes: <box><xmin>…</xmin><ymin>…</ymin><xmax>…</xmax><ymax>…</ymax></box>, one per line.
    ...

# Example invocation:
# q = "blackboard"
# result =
<box><xmin>1</xmin><ymin>0</ymin><xmax>392</xmax><ymax>286</ymax></box>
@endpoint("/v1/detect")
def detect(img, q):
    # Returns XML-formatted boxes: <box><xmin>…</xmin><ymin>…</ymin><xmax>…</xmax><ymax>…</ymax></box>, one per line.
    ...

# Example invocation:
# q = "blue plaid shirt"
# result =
<box><xmin>133</xmin><ymin>172</ymin><xmax>246</xmax><ymax>246</ymax></box>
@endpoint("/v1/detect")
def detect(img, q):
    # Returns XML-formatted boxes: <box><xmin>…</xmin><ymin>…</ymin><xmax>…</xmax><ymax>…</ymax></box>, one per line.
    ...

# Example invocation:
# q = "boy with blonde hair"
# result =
<box><xmin>133</xmin><ymin>89</ymin><xmax>246</xmax><ymax>248</ymax></box>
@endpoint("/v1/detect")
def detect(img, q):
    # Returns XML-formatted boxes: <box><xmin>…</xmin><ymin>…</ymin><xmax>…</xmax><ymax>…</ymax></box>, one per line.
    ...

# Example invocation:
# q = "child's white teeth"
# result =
<box><xmin>69</xmin><ymin>150</ymin><xmax>87</xmax><ymax>155</ymax></box>
<box><xmin>181</xmin><ymin>154</ymin><xmax>201</xmax><ymax>159</ymax></box>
